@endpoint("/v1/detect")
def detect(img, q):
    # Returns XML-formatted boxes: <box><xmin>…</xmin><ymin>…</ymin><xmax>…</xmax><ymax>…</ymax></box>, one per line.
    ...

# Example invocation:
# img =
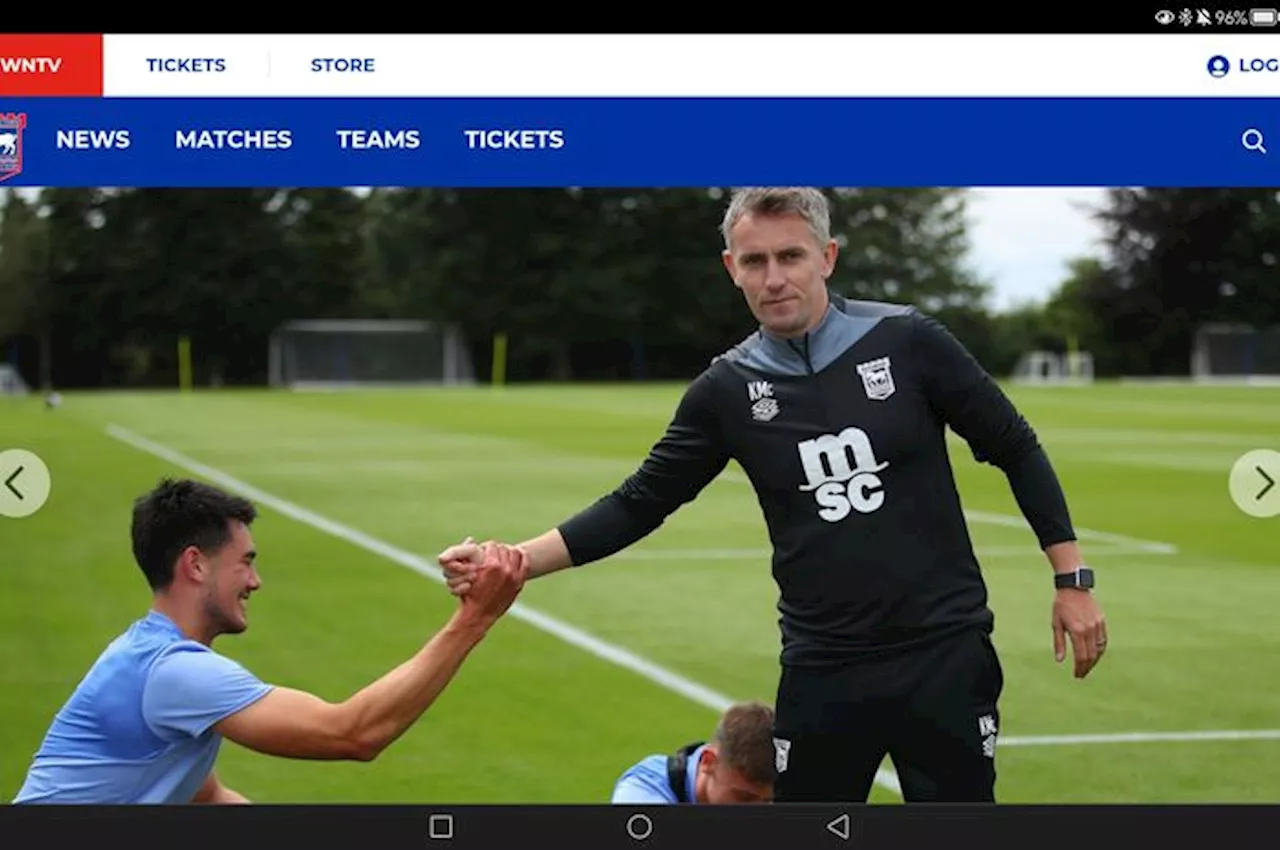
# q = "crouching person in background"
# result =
<box><xmin>611</xmin><ymin>700</ymin><xmax>777</xmax><ymax>804</ymax></box>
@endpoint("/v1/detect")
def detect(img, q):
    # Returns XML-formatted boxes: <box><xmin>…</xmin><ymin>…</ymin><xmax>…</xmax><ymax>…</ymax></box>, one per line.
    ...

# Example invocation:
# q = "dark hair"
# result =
<box><xmin>713</xmin><ymin>700</ymin><xmax>777</xmax><ymax>785</ymax></box>
<box><xmin>131</xmin><ymin>478</ymin><xmax>257</xmax><ymax>590</ymax></box>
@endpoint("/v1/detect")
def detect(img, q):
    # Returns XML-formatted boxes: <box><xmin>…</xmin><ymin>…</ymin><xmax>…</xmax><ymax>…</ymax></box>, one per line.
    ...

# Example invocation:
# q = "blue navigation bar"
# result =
<box><xmin>1</xmin><ymin>97</ymin><xmax>1278</xmax><ymax>187</ymax></box>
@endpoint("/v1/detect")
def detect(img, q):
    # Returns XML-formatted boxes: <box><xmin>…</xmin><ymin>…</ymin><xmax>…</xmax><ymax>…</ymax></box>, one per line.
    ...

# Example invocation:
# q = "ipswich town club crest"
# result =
<box><xmin>0</xmin><ymin>113</ymin><xmax>27</xmax><ymax>183</ymax></box>
<box><xmin>856</xmin><ymin>356</ymin><xmax>895</xmax><ymax>400</ymax></box>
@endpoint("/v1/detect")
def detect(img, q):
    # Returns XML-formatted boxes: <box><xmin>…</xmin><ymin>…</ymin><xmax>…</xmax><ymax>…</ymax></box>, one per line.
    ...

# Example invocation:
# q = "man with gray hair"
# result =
<box><xmin>440</xmin><ymin>187</ymin><xmax>1106</xmax><ymax>803</ymax></box>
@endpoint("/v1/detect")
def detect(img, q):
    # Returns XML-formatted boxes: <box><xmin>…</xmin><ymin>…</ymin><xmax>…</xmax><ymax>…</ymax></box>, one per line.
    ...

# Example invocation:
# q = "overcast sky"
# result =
<box><xmin>965</xmin><ymin>187</ymin><xmax>1109</xmax><ymax>310</ymax></box>
<box><xmin>2</xmin><ymin>185</ymin><xmax>1110</xmax><ymax>312</ymax></box>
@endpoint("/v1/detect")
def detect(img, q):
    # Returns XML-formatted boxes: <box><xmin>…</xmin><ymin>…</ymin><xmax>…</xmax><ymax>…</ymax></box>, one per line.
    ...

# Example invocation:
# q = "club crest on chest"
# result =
<box><xmin>856</xmin><ymin>356</ymin><xmax>895</xmax><ymax>401</ymax></box>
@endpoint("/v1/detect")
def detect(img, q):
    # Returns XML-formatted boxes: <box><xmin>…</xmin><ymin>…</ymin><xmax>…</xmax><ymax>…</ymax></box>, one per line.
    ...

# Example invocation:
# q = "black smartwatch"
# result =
<box><xmin>1054</xmin><ymin>566</ymin><xmax>1095</xmax><ymax>590</ymax></box>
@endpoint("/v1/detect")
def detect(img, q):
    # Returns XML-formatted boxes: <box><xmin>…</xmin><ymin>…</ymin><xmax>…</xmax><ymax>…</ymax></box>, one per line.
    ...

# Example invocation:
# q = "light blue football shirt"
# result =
<box><xmin>611</xmin><ymin>744</ymin><xmax>706</xmax><ymax>804</ymax></box>
<box><xmin>13</xmin><ymin>610</ymin><xmax>272</xmax><ymax>804</ymax></box>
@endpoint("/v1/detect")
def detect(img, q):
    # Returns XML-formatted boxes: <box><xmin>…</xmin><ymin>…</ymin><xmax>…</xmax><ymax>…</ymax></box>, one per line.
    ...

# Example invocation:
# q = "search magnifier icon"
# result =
<box><xmin>1242</xmin><ymin>128</ymin><xmax>1267</xmax><ymax>153</ymax></box>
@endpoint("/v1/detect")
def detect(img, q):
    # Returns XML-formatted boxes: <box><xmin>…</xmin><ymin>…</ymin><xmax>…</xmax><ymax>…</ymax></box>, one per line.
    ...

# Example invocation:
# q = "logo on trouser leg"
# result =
<box><xmin>978</xmin><ymin>714</ymin><xmax>998</xmax><ymax>758</ymax></box>
<box><xmin>773</xmin><ymin>737</ymin><xmax>791</xmax><ymax>773</ymax></box>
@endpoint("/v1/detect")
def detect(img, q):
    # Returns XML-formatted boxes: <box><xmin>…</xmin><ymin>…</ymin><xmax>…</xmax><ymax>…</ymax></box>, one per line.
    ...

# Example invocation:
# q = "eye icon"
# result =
<box><xmin>1155</xmin><ymin>10</ymin><xmax>1174</xmax><ymax>24</ymax></box>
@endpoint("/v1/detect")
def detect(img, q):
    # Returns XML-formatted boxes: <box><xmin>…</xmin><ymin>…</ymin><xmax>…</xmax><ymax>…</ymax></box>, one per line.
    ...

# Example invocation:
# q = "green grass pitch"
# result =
<box><xmin>0</xmin><ymin>381</ymin><xmax>1277</xmax><ymax>803</ymax></box>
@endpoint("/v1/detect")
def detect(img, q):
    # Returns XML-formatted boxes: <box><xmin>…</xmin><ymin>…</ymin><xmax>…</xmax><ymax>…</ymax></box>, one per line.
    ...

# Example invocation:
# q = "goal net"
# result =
<box><xmin>1190</xmin><ymin>323</ymin><xmax>1280</xmax><ymax>384</ymax></box>
<box><xmin>268</xmin><ymin>320</ymin><xmax>476</xmax><ymax>389</ymax></box>
<box><xmin>0</xmin><ymin>364</ymin><xmax>30</xmax><ymax>396</ymax></box>
<box><xmin>1010</xmin><ymin>350</ymin><xmax>1094</xmax><ymax>385</ymax></box>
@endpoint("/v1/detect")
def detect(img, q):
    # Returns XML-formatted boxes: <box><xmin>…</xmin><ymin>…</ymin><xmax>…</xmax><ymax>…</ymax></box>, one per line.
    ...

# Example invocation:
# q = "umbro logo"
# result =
<box><xmin>747</xmin><ymin>380</ymin><xmax>779</xmax><ymax>422</ymax></box>
<box><xmin>978</xmin><ymin>713</ymin><xmax>998</xmax><ymax>758</ymax></box>
<box><xmin>773</xmin><ymin>737</ymin><xmax>791</xmax><ymax>773</ymax></box>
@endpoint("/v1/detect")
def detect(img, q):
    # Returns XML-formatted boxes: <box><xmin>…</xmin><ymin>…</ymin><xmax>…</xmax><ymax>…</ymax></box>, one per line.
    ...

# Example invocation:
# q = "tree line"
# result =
<box><xmin>1</xmin><ymin>187</ymin><xmax>1277</xmax><ymax>389</ymax></box>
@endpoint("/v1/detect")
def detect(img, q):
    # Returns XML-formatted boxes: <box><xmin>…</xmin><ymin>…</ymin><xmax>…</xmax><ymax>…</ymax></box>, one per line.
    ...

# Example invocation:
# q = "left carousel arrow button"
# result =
<box><xmin>0</xmin><ymin>449</ymin><xmax>51</xmax><ymax>518</ymax></box>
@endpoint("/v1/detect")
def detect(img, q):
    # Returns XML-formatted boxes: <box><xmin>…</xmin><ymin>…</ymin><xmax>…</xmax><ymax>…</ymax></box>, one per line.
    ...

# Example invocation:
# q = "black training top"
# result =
<box><xmin>557</xmin><ymin>293</ymin><xmax>1076</xmax><ymax>666</ymax></box>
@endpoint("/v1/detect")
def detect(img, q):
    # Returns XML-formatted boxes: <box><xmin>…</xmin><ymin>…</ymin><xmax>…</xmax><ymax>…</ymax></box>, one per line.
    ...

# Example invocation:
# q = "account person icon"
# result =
<box><xmin>1207</xmin><ymin>55</ymin><xmax>1230</xmax><ymax>78</ymax></box>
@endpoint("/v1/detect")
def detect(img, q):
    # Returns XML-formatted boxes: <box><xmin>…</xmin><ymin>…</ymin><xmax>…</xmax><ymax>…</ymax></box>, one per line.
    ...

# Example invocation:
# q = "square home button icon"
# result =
<box><xmin>428</xmin><ymin>813</ymin><xmax>454</xmax><ymax>840</ymax></box>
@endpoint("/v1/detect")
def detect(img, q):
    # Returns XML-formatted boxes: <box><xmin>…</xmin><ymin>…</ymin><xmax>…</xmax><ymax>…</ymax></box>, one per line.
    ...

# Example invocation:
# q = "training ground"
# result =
<box><xmin>0</xmin><ymin>381</ymin><xmax>1276</xmax><ymax>803</ymax></box>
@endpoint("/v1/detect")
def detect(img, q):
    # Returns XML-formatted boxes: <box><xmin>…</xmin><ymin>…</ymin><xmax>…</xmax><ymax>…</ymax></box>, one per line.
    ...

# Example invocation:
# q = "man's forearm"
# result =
<box><xmin>518</xmin><ymin>529</ymin><xmax>574</xmax><ymax>579</ymax></box>
<box><xmin>1003</xmin><ymin>446</ymin><xmax>1077</xmax><ymax>550</ymax></box>
<box><xmin>1045</xmin><ymin>540</ymin><xmax>1085</xmax><ymax>575</ymax></box>
<box><xmin>338</xmin><ymin>613</ymin><xmax>491</xmax><ymax>757</ymax></box>
<box><xmin>527</xmin><ymin>390</ymin><xmax>726</xmax><ymax>574</ymax></box>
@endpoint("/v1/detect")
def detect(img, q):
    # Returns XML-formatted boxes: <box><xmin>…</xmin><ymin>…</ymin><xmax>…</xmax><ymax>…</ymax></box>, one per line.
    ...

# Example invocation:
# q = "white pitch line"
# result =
<box><xmin>1000</xmin><ymin>729</ymin><xmax>1280</xmax><ymax>747</ymax></box>
<box><xmin>961</xmin><ymin>509</ymin><xmax>1178</xmax><ymax>555</ymax></box>
<box><xmin>103</xmin><ymin>425</ymin><xmax>905</xmax><ymax>795</ymax></box>
<box><xmin>611</xmin><ymin>545</ymin><xmax>1149</xmax><ymax>561</ymax></box>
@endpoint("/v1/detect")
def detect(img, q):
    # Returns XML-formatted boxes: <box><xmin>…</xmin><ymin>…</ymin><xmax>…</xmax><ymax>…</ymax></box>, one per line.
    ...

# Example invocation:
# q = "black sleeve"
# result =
<box><xmin>911</xmin><ymin>310</ymin><xmax>1076</xmax><ymax>548</ymax></box>
<box><xmin>556</xmin><ymin>371</ymin><xmax>731</xmax><ymax>566</ymax></box>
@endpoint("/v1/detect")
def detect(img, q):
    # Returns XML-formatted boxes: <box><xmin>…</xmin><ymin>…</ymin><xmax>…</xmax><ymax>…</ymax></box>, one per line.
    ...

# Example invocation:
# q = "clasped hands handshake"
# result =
<box><xmin>437</xmin><ymin>536</ymin><xmax>529</xmax><ymax>622</ymax></box>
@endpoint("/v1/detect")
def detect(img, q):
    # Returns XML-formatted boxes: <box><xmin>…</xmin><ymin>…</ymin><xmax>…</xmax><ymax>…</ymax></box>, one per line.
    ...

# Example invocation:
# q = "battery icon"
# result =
<box><xmin>1251</xmin><ymin>8</ymin><xmax>1278</xmax><ymax>25</ymax></box>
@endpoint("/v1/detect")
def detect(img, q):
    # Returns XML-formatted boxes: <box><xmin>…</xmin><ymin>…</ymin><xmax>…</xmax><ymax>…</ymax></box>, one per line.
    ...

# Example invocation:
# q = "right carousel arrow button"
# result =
<box><xmin>1230</xmin><ymin>449</ymin><xmax>1280</xmax><ymax>519</ymax></box>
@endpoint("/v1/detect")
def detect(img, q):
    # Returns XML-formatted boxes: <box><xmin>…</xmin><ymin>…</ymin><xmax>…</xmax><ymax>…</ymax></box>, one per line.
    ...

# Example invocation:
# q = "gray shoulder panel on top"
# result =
<box><xmin>710</xmin><ymin>295</ymin><xmax>915</xmax><ymax>377</ymax></box>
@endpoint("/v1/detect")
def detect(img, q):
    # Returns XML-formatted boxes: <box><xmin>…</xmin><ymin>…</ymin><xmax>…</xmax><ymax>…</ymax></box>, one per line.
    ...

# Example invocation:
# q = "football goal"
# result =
<box><xmin>0</xmin><ymin>364</ymin><xmax>30</xmax><ymax>396</ymax></box>
<box><xmin>1190</xmin><ymin>323</ymin><xmax>1280</xmax><ymax>384</ymax></box>
<box><xmin>1010</xmin><ymin>350</ymin><xmax>1094</xmax><ymax>385</ymax></box>
<box><xmin>267</xmin><ymin>319</ymin><xmax>476</xmax><ymax>389</ymax></box>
